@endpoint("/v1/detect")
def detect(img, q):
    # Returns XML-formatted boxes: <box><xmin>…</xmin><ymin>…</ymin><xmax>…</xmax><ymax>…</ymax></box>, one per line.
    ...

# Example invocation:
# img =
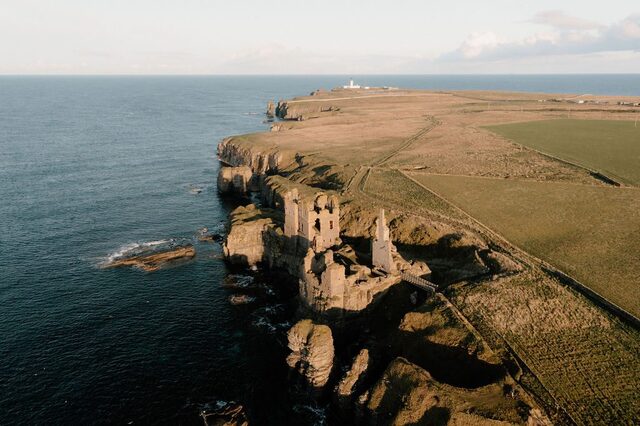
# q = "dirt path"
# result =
<box><xmin>371</xmin><ymin>116</ymin><xmax>440</xmax><ymax>167</ymax></box>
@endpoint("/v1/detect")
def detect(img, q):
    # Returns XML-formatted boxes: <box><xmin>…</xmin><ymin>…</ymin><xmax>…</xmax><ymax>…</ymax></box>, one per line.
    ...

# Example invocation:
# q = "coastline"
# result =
<box><xmin>213</xmin><ymin>86</ymin><xmax>640</xmax><ymax>425</ymax></box>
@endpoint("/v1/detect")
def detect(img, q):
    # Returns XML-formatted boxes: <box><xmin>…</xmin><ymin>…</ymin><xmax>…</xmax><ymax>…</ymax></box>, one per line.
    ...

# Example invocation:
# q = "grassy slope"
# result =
<box><xmin>411</xmin><ymin>174</ymin><xmax>640</xmax><ymax>317</ymax></box>
<box><xmin>486</xmin><ymin>119</ymin><xmax>640</xmax><ymax>185</ymax></box>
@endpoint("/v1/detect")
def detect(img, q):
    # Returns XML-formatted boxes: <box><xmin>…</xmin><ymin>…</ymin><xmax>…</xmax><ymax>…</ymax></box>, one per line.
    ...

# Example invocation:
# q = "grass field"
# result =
<box><xmin>451</xmin><ymin>271</ymin><xmax>640</xmax><ymax>425</ymax></box>
<box><xmin>410</xmin><ymin>174</ymin><xmax>640</xmax><ymax>318</ymax></box>
<box><xmin>363</xmin><ymin>169</ymin><xmax>465</xmax><ymax>220</ymax></box>
<box><xmin>486</xmin><ymin>119</ymin><xmax>640</xmax><ymax>185</ymax></box>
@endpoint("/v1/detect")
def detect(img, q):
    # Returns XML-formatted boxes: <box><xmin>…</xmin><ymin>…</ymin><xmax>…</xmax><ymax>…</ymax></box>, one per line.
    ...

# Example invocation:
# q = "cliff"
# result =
<box><xmin>217</xmin><ymin>166</ymin><xmax>258</xmax><ymax>194</ymax></box>
<box><xmin>223</xmin><ymin>204</ymin><xmax>282</xmax><ymax>266</ymax></box>
<box><xmin>217</xmin><ymin>136</ymin><xmax>293</xmax><ymax>174</ymax></box>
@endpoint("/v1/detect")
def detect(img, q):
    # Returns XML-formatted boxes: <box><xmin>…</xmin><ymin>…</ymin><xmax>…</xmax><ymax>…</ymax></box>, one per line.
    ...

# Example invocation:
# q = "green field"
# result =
<box><xmin>363</xmin><ymin>169</ymin><xmax>465</xmax><ymax>220</ymax></box>
<box><xmin>411</xmin><ymin>174</ymin><xmax>640</xmax><ymax>318</ymax></box>
<box><xmin>486</xmin><ymin>119</ymin><xmax>640</xmax><ymax>185</ymax></box>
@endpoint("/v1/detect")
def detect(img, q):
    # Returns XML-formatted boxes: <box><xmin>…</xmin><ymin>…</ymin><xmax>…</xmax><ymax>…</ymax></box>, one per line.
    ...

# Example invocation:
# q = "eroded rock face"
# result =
<box><xmin>217</xmin><ymin>137</ymin><xmax>285</xmax><ymax>174</ymax></box>
<box><xmin>223</xmin><ymin>204</ymin><xmax>282</xmax><ymax>266</ymax></box>
<box><xmin>217</xmin><ymin>166</ymin><xmax>256</xmax><ymax>194</ymax></box>
<box><xmin>286</xmin><ymin>319</ymin><xmax>334</xmax><ymax>388</ymax></box>
<box><xmin>266</xmin><ymin>100</ymin><xmax>275</xmax><ymax>118</ymax></box>
<box><xmin>336</xmin><ymin>348</ymin><xmax>370</xmax><ymax>399</ymax></box>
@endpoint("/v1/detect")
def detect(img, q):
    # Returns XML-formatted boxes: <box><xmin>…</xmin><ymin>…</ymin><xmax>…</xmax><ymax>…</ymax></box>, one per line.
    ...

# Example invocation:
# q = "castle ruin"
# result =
<box><xmin>283</xmin><ymin>189</ymin><xmax>340</xmax><ymax>252</ymax></box>
<box><xmin>371</xmin><ymin>209</ymin><xmax>397</xmax><ymax>273</ymax></box>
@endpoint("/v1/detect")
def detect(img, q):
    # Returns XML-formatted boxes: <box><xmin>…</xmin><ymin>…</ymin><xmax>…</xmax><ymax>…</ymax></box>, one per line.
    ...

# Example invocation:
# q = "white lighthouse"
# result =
<box><xmin>343</xmin><ymin>78</ymin><xmax>361</xmax><ymax>89</ymax></box>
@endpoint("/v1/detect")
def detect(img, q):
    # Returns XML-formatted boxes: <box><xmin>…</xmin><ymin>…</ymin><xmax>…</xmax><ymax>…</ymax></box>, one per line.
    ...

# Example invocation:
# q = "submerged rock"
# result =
<box><xmin>286</xmin><ymin>319</ymin><xmax>334</xmax><ymax>388</ymax></box>
<box><xmin>228</xmin><ymin>294</ymin><xmax>256</xmax><ymax>305</ymax></box>
<box><xmin>200</xmin><ymin>401</ymin><xmax>248</xmax><ymax>426</ymax></box>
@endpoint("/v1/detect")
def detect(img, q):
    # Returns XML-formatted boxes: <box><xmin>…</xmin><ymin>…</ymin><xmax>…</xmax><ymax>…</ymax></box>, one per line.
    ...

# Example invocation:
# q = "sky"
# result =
<box><xmin>1</xmin><ymin>0</ymin><xmax>639</xmax><ymax>74</ymax></box>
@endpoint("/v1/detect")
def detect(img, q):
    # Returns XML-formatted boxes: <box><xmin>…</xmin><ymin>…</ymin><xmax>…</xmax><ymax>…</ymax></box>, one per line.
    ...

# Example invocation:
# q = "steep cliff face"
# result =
<box><xmin>217</xmin><ymin>137</ymin><xmax>290</xmax><ymax>174</ymax></box>
<box><xmin>217</xmin><ymin>166</ymin><xmax>258</xmax><ymax>194</ymax></box>
<box><xmin>275</xmin><ymin>100</ymin><xmax>338</xmax><ymax>121</ymax></box>
<box><xmin>223</xmin><ymin>204</ymin><xmax>282</xmax><ymax>266</ymax></box>
<box><xmin>286</xmin><ymin>319</ymin><xmax>334</xmax><ymax>388</ymax></box>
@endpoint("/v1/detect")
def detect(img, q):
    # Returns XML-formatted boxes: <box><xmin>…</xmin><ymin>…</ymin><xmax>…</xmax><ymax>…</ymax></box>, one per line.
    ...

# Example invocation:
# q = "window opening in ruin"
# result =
<box><xmin>314</xmin><ymin>218</ymin><xmax>321</xmax><ymax>233</ymax></box>
<box><xmin>329</xmin><ymin>220</ymin><xmax>333</xmax><ymax>230</ymax></box>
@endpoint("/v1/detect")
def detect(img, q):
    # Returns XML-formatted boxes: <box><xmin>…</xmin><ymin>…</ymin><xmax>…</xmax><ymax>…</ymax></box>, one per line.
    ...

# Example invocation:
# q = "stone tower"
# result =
<box><xmin>283</xmin><ymin>188</ymin><xmax>299</xmax><ymax>237</ymax></box>
<box><xmin>371</xmin><ymin>209</ymin><xmax>396</xmax><ymax>272</ymax></box>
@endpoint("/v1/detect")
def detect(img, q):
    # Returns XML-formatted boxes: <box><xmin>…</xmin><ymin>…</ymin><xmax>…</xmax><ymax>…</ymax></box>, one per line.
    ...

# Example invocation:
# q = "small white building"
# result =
<box><xmin>343</xmin><ymin>79</ymin><xmax>361</xmax><ymax>89</ymax></box>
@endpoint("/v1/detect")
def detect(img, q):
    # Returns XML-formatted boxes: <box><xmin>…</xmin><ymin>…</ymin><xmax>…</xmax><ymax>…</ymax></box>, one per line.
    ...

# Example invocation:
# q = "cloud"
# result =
<box><xmin>442</xmin><ymin>14</ymin><xmax>640</xmax><ymax>62</ymax></box>
<box><xmin>530</xmin><ymin>10</ymin><xmax>601</xmax><ymax>30</ymax></box>
<box><xmin>214</xmin><ymin>44</ymin><xmax>413</xmax><ymax>74</ymax></box>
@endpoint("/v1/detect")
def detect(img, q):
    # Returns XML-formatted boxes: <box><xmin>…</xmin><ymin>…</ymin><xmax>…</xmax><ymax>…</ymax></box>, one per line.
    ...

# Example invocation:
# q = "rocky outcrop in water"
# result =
<box><xmin>286</xmin><ymin>319</ymin><xmax>334</xmax><ymax>388</ymax></box>
<box><xmin>336</xmin><ymin>348</ymin><xmax>370</xmax><ymax>401</ymax></box>
<box><xmin>103</xmin><ymin>245</ymin><xmax>195</xmax><ymax>272</ymax></box>
<box><xmin>217</xmin><ymin>166</ymin><xmax>257</xmax><ymax>194</ymax></box>
<box><xmin>266</xmin><ymin>100</ymin><xmax>275</xmax><ymax>118</ymax></box>
<box><xmin>200</xmin><ymin>401</ymin><xmax>248</xmax><ymax>426</ymax></box>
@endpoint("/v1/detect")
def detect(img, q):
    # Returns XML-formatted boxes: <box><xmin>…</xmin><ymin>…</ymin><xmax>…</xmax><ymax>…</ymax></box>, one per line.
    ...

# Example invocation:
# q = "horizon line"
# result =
<box><xmin>1</xmin><ymin>72</ymin><xmax>640</xmax><ymax>77</ymax></box>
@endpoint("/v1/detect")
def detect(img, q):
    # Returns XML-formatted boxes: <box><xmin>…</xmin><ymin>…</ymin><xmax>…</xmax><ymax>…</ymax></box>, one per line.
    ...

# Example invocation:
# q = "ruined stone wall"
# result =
<box><xmin>372</xmin><ymin>209</ymin><xmax>396</xmax><ymax>272</ymax></box>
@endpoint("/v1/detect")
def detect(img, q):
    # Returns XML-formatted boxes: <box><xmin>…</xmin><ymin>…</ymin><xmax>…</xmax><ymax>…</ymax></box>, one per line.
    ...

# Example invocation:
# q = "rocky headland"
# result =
<box><xmin>213</xmin><ymin>87</ymin><xmax>640</xmax><ymax>425</ymax></box>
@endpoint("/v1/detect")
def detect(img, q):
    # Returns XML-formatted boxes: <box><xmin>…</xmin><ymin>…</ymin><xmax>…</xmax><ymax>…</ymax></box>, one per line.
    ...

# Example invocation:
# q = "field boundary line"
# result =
<box><xmin>399</xmin><ymin>170</ymin><xmax>640</xmax><ymax>329</ymax></box>
<box><xmin>404</xmin><ymin>171</ymin><xmax>640</xmax><ymax>191</ymax></box>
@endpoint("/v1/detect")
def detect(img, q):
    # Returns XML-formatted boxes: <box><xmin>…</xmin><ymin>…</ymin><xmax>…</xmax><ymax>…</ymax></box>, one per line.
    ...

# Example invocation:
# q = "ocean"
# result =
<box><xmin>1</xmin><ymin>75</ymin><xmax>638</xmax><ymax>425</ymax></box>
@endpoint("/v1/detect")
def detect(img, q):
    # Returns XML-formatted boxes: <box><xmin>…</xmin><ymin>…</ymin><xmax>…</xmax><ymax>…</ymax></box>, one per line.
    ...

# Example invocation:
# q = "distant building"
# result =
<box><xmin>343</xmin><ymin>79</ymin><xmax>361</xmax><ymax>89</ymax></box>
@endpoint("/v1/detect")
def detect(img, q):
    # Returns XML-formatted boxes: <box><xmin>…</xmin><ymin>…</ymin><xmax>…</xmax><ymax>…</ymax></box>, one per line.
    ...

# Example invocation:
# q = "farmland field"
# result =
<box><xmin>363</xmin><ymin>169</ymin><xmax>465</xmax><ymax>220</ymax></box>
<box><xmin>486</xmin><ymin>119</ymin><xmax>640</xmax><ymax>185</ymax></box>
<box><xmin>451</xmin><ymin>271</ymin><xmax>640</xmax><ymax>425</ymax></box>
<box><xmin>410</xmin><ymin>173</ymin><xmax>640</xmax><ymax>317</ymax></box>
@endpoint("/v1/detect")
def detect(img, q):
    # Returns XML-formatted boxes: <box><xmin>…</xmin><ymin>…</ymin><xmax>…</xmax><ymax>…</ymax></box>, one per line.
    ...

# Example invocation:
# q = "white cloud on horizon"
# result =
<box><xmin>441</xmin><ymin>13</ymin><xmax>640</xmax><ymax>62</ymax></box>
<box><xmin>210</xmin><ymin>13</ymin><xmax>640</xmax><ymax>74</ymax></box>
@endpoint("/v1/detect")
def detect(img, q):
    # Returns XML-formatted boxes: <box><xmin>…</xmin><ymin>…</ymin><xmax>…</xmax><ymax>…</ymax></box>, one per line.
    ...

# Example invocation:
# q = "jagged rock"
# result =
<box><xmin>223</xmin><ymin>204</ymin><xmax>282</xmax><ymax>266</ymax></box>
<box><xmin>286</xmin><ymin>319</ymin><xmax>334</xmax><ymax>388</ymax></box>
<box><xmin>266</xmin><ymin>100</ymin><xmax>275</xmax><ymax>117</ymax></box>
<box><xmin>217</xmin><ymin>166</ymin><xmax>256</xmax><ymax>194</ymax></box>
<box><xmin>336</xmin><ymin>348</ymin><xmax>370</xmax><ymax>399</ymax></box>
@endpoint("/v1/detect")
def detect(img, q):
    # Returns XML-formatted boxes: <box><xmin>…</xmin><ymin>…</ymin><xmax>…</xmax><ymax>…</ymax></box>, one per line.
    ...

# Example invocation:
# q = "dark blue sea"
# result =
<box><xmin>1</xmin><ymin>75</ymin><xmax>639</xmax><ymax>425</ymax></box>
